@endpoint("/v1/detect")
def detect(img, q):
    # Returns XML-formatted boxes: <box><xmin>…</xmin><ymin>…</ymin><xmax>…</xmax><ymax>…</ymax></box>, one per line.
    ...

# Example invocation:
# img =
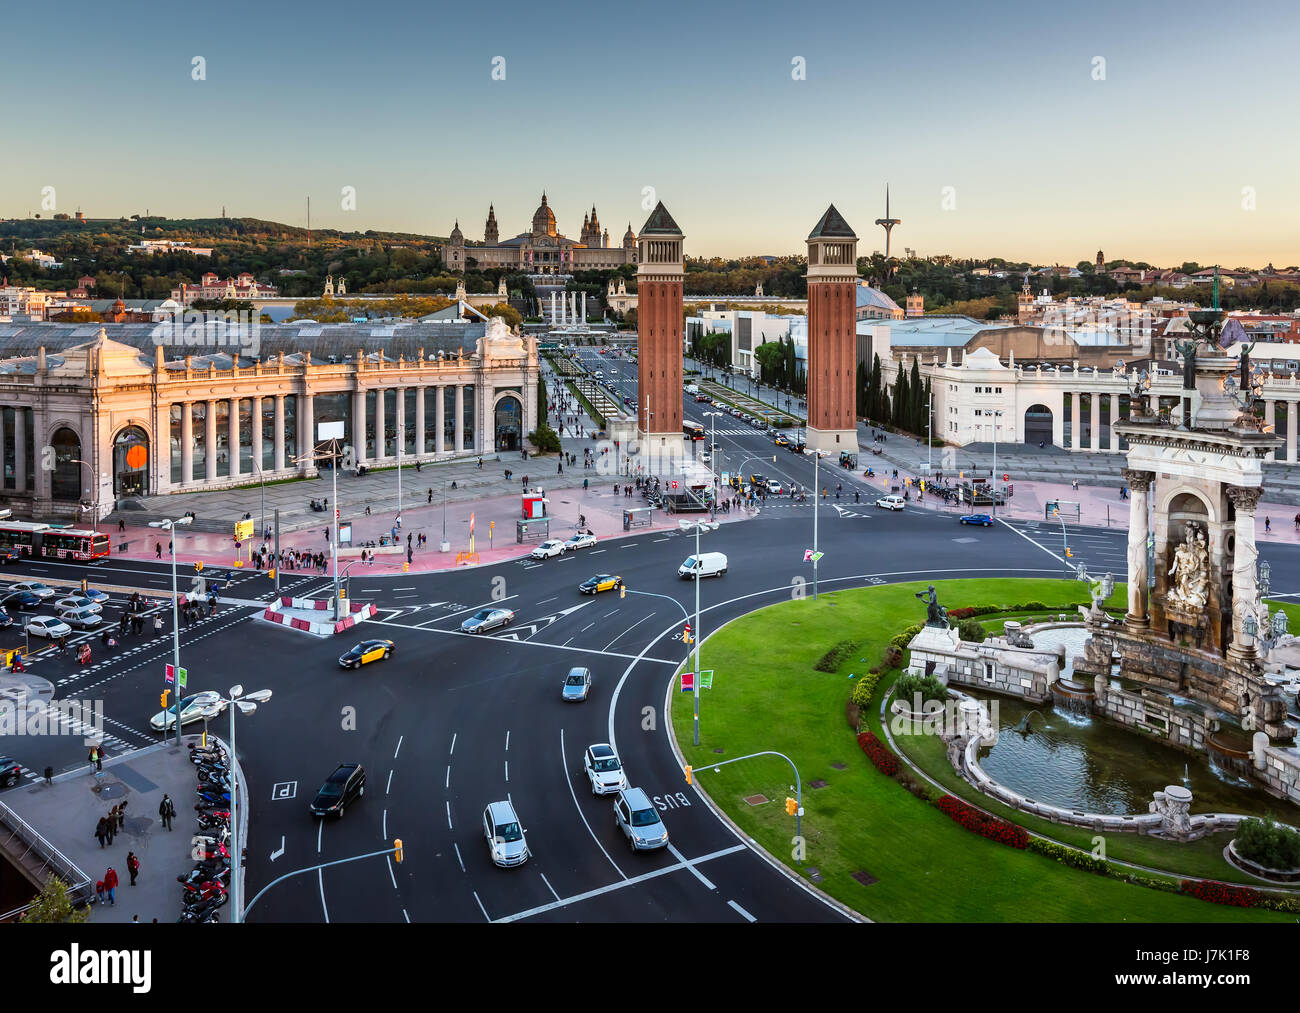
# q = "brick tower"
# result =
<box><xmin>635</xmin><ymin>201</ymin><xmax>685</xmax><ymax>468</ymax></box>
<box><xmin>805</xmin><ymin>205</ymin><xmax>861</xmax><ymax>455</ymax></box>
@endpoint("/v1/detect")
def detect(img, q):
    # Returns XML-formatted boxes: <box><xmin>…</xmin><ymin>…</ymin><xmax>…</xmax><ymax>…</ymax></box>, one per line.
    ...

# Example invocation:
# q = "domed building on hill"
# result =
<box><xmin>442</xmin><ymin>193</ymin><xmax>637</xmax><ymax>274</ymax></box>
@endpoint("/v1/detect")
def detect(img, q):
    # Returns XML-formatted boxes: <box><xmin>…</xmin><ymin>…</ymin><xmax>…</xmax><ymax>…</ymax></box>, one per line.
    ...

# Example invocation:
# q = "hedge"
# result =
<box><xmin>1234</xmin><ymin>816</ymin><xmax>1300</xmax><ymax>871</ymax></box>
<box><xmin>857</xmin><ymin>731</ymin><xmax>899</xmax><ymax>776</ymax></box>
<box><xmin>935</xmin><ymin>794</ymin><xmax>1028</xmax><ymax>849</ymax></box>
<box><xmin>814</xmin><ymin>639</ymin><xmax>859</xmax><ymax>672</ymax></box>
<box><xmin>1179</xmin><ymin>880</ymin><xmax>1260</xmax><ymax>908</ymax></box>
<box><xmin>1026</xmin><ymin>837</ymin><xmax>1108</xmax><ymax>874</ymax></box>
<box><xmin>849</xmin><ymin>672</ymin><xmax>880</xmax><ymax>708</ymax></box>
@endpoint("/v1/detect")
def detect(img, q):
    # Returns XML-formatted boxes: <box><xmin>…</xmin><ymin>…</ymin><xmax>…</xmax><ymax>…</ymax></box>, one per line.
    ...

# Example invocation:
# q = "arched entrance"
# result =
<box><xmin>113</xmin><ymin>425</ymin><xmax>149</xmax><ymax>497</ymax></box>
<box><xmin>494</xmin><ymin>395</ymin><xmax>522</xmax><ymax>452</ymax></box>
<box><xmin>1024</xmin><ymin>404</ymin><xmax>1053</xmax><ymax>446</ymax></box>
<box><xmin>50</xmin><ymin>428</ymin><xmax>82</xmax><ymax>502</ymax></box>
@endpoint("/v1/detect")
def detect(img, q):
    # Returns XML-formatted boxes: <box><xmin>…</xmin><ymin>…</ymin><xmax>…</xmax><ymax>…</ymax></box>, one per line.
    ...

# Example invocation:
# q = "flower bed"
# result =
<box><xmin>857</xmin><ymin>731</ymin><xmax>899</xmax><ymax>776</ymax></box>
<box><xmin>936</xmin><ymin>794</ymin><xmax>1028</xmax><ymax>849</ymax></box>
<box><xmin>1180</xmin><ymin>879</ymin><xmax>1261</xmax><ymax>908</ymax></box>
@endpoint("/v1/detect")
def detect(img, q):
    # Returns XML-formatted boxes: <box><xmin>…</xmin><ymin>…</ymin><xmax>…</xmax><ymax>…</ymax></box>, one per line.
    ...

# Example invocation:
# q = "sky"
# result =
<box><xmin>3</xmin><ymin>0</ymin><xmax>1296</xmax><ymax>266</ymax></box>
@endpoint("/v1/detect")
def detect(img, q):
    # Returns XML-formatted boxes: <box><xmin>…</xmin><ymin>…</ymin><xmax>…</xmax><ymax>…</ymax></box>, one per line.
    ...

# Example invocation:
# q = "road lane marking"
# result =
<box><xmin>445</xmin><ymin>765</ymin><xmax>451</xmax><ymax>789</ymax></box>
<box><xmin>317</xmin><ymin>817</ymin><xmax>323</xmax><ymax>854</ymax></box>
<box><xmin>446</xmin><ymin>800</ymin><xmax>453</xmax><ymax>830</ymax></box>
<box><xmin>387</xmin><ymin>856</ymin><xmax>397</xmax><ymax>889</ymax></box>
<box><xmin>589</xmin><ymin>549</ymin><xmax>606</xmax><ymax>555</ymax></box>
<box><xmin>383</xmin><ymin>809</ymin><xmax>388</xmax><ymax>838</ymax></box>
<box><xmin>603</xmin><ymin>611</ymin><xmax>656</xmax><ymax>652</ymax></box>
<box><xmin>997</xmin><ymin>518</ymin><xmax>1066</xmax><ymax>565</ymax></box>
<box><xmin>449</xmin><ymin>733</ymin><xmax>456</xmax><ymax>755</ymax></box>
<box><xmin>728</xmin><ymin>900</ymin><xmax>757</xmax><ymax>922</ymax></box>
<box><xmin>394</xmin><ymin>735</ymin><xmax>403</xmax><ymax>759</ymax></box>
<box><xmin>504</xmin><ymin>760</ymin><xmax>509</xmax><ymax>783</ymax></box>
<box><xmin>540</xmin><ymin>872</ymin><xmax>561</xmax><ymax>902</ymax></box>
<box><xmin>493</xmin><ymin>845</ymin><xmax>746</xmax><ymax>923</ymax></box>
<box><xmin>363</xmin><ymin>619</ymin><xmax>679</xmax><ymax>665</ymax></box>
<box><xmin>602</xmin><ymin>610</ymin><xmax>619</xmax><ymax>618</ymax></box>
<box><xmin>454</xmin><ymin>842</ymin><xmax>465</xmax><ymax>872</ymax></box>
<box><xmin>416</xmin><ymin>595</ymin><xmax>520</xmax><ymax>625</ymax></box>
<box><xmin>668</xmin><ymin>843</ymin><xmax>716</xmax><ymax>890</ymax></box>
<box><xmin>559</xmin><ymin>728</ymin><xmax>625</xmax><ymax>880</ymax></box>
<box><xmin>538</xmin><ymin>597</ymin><xmax>557</xmax><ymax>605</ymax></box>
<box><xmin>505</xmin><ymin>730</ymin><xmax>510</xmax><ymax>751</ymax></box>
<box><xmin>473</xmin><ymin>891</ymin><xmax>490</xmax><ymax>922</ymax></box>
<box><xmin>319</xmin><ymin>869</ymin><xmax>330</xmax><ymax>924</ymax></box>
<box><xmin>386</xmin><ymin>769</ymin><xmax>393</xmax><ymax>794</ymax></box>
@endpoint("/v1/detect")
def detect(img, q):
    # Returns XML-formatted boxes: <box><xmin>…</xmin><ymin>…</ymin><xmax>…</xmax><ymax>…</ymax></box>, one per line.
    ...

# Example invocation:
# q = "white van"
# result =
<box><xmin>679</xmin><ymin>552</ymin><xmax>728</xmax><ymax>579</ymax></box>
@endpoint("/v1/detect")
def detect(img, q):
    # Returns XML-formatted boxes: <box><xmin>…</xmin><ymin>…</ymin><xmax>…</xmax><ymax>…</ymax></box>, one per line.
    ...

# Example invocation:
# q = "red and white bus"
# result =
<box><xmin>39</xmin><ymin>528</ymin><xmax>111</xmax><ymax>561</ymax></box>
<box><xmin>682</xmin><ymin>422</ymin><xmax>705</xmax><ymax>441</ymax></box>
<box><xmin>0</xmin><ymin>522</ymin><xmax>110</xmax><ymax>561</ymax></box>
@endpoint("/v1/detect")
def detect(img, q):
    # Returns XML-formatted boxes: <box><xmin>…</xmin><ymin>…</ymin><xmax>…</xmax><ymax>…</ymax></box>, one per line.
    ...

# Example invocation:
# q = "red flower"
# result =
<box><xmin>936</xmin><ymin>794</ymin><xmax>1028</xmax><ymax>848</ymax></box>
<box><xmin>1179</xmin><ymin>880</ymin><xmax>1259</xmax><ymax>908</ymax></box>
<box><xmin>857</xmin><ymin>731</ymin><xmax>900</xmax><ymax>776</ymax></box>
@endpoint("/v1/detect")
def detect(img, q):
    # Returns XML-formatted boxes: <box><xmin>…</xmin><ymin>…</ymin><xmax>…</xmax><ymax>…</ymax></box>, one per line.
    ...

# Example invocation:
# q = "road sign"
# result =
<box><xmin>699</xmin><ymin>670</ymin><xmax>714</xmax><ymax>690</ymax></box>
<box><xmin>165</xmin><ymin>663</ymin><xmax>175</xmax><ymax>684</ymax></box>
<box><xmin>178</xmin><ymin>667</ymin><xmax>187</xmax><ymax>690</ymax></box>
<box><xmin>680</xmin><ymin>672</ymin><xmax>695</xmax><ymax>692</ymax></box>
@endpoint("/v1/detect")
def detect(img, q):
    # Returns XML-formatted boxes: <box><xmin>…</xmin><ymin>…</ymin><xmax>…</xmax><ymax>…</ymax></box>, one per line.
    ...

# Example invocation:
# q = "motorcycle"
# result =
<box><xmin>177</xmin><ymin>902</ymin><xmax>221</xmax><ymax>924</ymax></box>
<box><xmin>196</xmin><ymin>788</ymin><xmax>231</xmax><ymax>804</ymax></box>
<box><xmin>192</xmin><ymin>827</ymin><xmax>231</xmax><ymax>849</ymax></box>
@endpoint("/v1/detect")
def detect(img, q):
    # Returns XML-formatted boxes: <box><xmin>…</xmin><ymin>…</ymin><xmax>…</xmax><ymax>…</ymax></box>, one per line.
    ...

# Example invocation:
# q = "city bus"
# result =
<box><xmin>39</xmin><ymin>528</ymin><xmax>111</xmax><ymax>561</ymax></box>
<box><xmin>682</xmin><ymin>422</ymin><xmax>705</xmax><ymax>441</ymax></box>
<box><xmin>0</xmin><ymin>521</ymin><xmax>110</xmax><ymax>561</ymax></box>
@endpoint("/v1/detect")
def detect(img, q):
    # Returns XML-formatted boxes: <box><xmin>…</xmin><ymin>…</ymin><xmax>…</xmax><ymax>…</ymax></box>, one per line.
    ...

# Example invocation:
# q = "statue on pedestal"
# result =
<box><xmin>916</xmin><ymin>585</ymin><xmax>949</xmax><ymax>629</ymax></box>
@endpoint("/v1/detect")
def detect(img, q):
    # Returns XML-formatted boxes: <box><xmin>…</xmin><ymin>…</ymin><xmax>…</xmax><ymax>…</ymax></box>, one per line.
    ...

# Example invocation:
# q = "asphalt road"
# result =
<box><xmin>6</xmin><ymin>360</ymin><xmax>1300</xmax><ymax>922</ymax></box>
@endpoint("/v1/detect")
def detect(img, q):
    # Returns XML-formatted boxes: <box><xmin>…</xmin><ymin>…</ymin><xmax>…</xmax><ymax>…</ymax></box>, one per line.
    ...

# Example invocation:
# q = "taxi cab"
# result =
<box><xmin>579</xmin><ymin>574</ymin><xmax>623</xmax><ymax>595</ymax></box>
<box><xmin>773</xmin><ymin>433</ymin><xmax>789</xmax><ymax>447</ymax></box>
<box><xmin>338</xmin><ymin>639</ymin><xmax>395</xmax><ymax>669</ymax></box>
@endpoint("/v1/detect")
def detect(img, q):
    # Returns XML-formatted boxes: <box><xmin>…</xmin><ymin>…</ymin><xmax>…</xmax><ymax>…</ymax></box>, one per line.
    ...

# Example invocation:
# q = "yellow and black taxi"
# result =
<box><xmin>579</xmin><ymin>574</ymin><xmax>623</xmax><ymax>595</ymax></box>
<box><xmin>773</xmin><ymin>433</ymin><xmax>790</xmax><ymax>447</ymax></box>
<box><xmin>338</xmin><ymin>639</ymin><xmax>395</xmax><ymax>669</ymax></box>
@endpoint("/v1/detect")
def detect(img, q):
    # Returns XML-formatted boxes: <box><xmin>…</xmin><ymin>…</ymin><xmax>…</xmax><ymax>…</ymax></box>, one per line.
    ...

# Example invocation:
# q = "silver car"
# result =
<box><xmin>460</xmin><ymin>607</ymin><xmax>514</xmax><ymax>634</ymax></box>
<box><xmin>584</xmin><ymin>743</ymin><xmax>627</xmax><ymax>796</ymax></box>
<box><xmin>614</xmin><ymin>787</ymin><xmax>669</xmax><ymax>852</ymax></box>
<box><xmin>561</xmin><ymin>667</ymin><xmax>592</xmax><ymax>702</ymax></box>
<box><xmin>483</xmin><ymin>800</ymin><xmax>529</xmax><ymax>867</ymax></box>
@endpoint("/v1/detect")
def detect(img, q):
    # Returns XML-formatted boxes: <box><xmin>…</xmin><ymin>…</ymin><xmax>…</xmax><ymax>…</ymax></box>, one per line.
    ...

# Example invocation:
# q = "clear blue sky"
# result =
<box><xmin>4</xmin><ymin>0</ymin><xmax>1296</xmax><ymax>266</ymax></box>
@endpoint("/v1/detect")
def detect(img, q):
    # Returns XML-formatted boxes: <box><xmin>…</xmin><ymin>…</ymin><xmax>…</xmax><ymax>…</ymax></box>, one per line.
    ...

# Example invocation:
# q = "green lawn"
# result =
<box><xmin>670</xmin><ymin>579</ymin><xmax>1290</xmax><ymax>922</ymax></box>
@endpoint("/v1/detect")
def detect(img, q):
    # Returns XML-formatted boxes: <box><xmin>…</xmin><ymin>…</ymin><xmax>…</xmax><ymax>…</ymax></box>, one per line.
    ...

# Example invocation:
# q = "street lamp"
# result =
<box><xmin>147</xmin><ymin>515</ymin><xmax>192</xmax><ymax>747</ymax></box>
<box><xmin>201</xmin><ymin>683</ymin><xmax>272</xmax><ymax>925</ymax></box>
<box><xmin>250</xmin><ymin>460</ymin><xmax>267</xmax><ymax>542</ymax></box>
<box><xmin>678</xmin><ymin>516</ymin><xmax>719</xmax><ymax>746</ymax></box>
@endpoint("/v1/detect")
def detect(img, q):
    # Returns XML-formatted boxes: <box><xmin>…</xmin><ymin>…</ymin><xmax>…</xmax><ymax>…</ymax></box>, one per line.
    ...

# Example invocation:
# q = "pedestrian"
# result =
<box><xmin>105</xmin><ymin>810</ymin><xmax>115</xmax><ymax>845</ymax></box>
<box><xmin>1266</xmin><ymin>516</ymin><xmax>1272</xmax><ymax>534</ymax></box>
<box><xmin>557</xmin><ymin>460</ymin><xmax>563</xmax><ymax>474</ymax></box>
<box><xmin>94</xmin><ymin>817</ymin><xmax>108</xmax><ymax>848</ymax></box>
<box><xmin>324</xmin><ymin>528</ymin><xmax>329</xmax><ymax>542</ymax></box>
<box><xmin>159</xmin><ymin>793</ymin><xmax>175</xmax><ymax>831</ymax></box>
<box><xmin>132</xmin><ymin>915</ymin><xmax>140</xmax><ymax>923</ymax></box>
<box><xmin>396</xmin><ymin>513</ymin><xmax>402</xmax><ymax>530</ymax></box>
<box><xmin>127</xmin><ymin>851</ymin><xmax>140</xmax><ymax>886</ymax></box>
<box><xmin>104</xmin><ymin>866</ymin><xmax>118</xmax><ymax>906</ymax></box>
<box><xmin>95</xmin><ymin>747</ymin><xmax>103</xmax><ymax>773</ymax></box>
<box><xmin>427</xmin><ymin>489</ymin><xmax>433</xmax><ymax>504</ymax></box>
<box><xmin>406</xmin><ymin>546</ymin><xmax>413</xmax><ymax>564</ymax></box>
<box><xmin>95</xmin><ymin>879</ymin><xmax>105</xmax><ymax>904</ymax></box>
<box><xmin>1072</xmin><ymin>478</ymin><xmax>1079</xmax><ymax>491</ymax></box>
<box><xmin>155</xmin><ymin>542</ymin><xmax>161</xmax><ymax>558</ymax></box>
<box><xmin>119</xmin><ymin>613</ymin><xmax>128</xmax><ymax>637</ymax></box>
<box><xmin>116</xmin><ymin>800</ymin><xmax>127</xmax><ymax>830</ymax></box>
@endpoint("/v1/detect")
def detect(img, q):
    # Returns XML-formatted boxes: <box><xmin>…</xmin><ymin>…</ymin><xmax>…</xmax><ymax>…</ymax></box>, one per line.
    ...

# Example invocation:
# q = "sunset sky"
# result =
<box><xmin>4</xmin><ymin>0</ymin><xmax>1296</xmax><ymax>266</ymax></box>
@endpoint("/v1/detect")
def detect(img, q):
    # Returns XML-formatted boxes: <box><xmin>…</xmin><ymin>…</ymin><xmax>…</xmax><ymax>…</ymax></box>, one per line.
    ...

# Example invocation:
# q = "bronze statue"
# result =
<box><xmin>1173</xmin><ymin>337</ymin><xmax>1199</xmax><ymax>391</ymax></box>
<box><xmin>916</xmin><ymin>584</ymin><xmax>949</xmax><ymax>629</ymax></box>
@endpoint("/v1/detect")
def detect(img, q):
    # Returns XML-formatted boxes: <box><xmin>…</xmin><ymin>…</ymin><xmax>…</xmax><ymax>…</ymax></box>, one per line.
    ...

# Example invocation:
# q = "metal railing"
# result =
<box><xmin>0</xmin><ymin>797</ymin><xmax>93</xmax><ymax>912</ymax></box>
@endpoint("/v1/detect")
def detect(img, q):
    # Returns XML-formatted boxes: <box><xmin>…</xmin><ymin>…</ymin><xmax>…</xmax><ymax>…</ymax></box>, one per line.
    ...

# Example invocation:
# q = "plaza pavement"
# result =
<box><xmin>4</xmin><ymin>738</ymin><xmax>207</xmax><ymax>923</ymax></box>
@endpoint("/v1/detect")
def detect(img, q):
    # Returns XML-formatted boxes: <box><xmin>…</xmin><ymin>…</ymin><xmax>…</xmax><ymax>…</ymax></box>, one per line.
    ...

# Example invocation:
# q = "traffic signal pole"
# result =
<box><xmin>690</xmin><ymin>750</ymin><xmax>802</xmax><ymax>843</ymax></box>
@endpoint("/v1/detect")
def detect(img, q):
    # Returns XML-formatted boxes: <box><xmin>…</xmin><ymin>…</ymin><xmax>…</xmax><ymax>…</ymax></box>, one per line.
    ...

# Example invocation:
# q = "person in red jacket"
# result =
<box><xmin>103</xmin><ymin>867</ymin><xmax>118</xmax><ymax>906</ymax></box>
<box><xmin>126</xmin><ymin>852</ymin><xmax>140</xmax><ymax>886</ymax></box>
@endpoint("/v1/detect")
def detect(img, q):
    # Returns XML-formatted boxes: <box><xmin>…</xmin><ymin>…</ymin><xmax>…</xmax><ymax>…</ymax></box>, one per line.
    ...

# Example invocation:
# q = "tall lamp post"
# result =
<box><xmin>201</xmin><ymin>684</ymin><xmax>272</xmax><ymax>925</ymax></box>
<box><xmin>250</xmin><ymin>460</ymin><xmax>267</xmax><ymax>542</ymax></box>
<box><xmin>147</xmin><ymin>515</ymin><xmax>192</xmax><ymax>747</ymax></box>
<box><xmin>295</xmin><ymin>422</ymin><xmax>346</xmax><ymax>621</ymax></box>
<box><xmin>679</xmin><ymin>517</ymin><xmax>719</xmax><ymax>745</ymax></box>
<box><xmin>990</xmin><ymin>409</ymin><xmax>1003</xmax><ymax>519</ymax></box>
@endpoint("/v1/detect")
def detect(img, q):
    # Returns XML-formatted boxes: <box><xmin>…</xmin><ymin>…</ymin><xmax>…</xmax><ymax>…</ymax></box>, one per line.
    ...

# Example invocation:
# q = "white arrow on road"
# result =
<box><xmin>494</xmin><ymin>601</ymin><xmax>593</xmax><ymax>642</ymax></box>
<box><xmin>831</xmin><ymin>504</ymin><xmax>864</xmax><ymax>518</ymax></box>
<box><xmin>270</xmin><ymin>836</ymin><xmax>285</xmax><ymax>861</ymax></box>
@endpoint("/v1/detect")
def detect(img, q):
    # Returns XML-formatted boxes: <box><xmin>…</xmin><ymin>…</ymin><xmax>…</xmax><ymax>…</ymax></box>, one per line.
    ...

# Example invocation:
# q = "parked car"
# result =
<box><xmin>875</xmin><ymin>495</ymin><xmax>905</xmax><ymax>511</ymax></box>
<box><xmin>613</xmin><ymin>787</ymin><xmax>669</xmax><ymax>852</ymax></box>
<box><xmin>338</xmin><ymin>639</ymin><xmax>394</xmax><ymax>669</ymax></box>
<box><xmin>460</xmin><ymin>607</ymin><xmax>514</xmax><ymax>634</ymax></box>
<box><xmin>0</xmin><ymin>755</ymin><xmax>21</xmax><ymax>789</ymax></box>
<box><xmin>57</xmin><ymin>606</ymin><xmax>103</xmax><ymax>631</ymax></box>
<box><xmin>561</xmin><ymin>667</ymin><xmax>592</xmax><ymax>701</ymax></box>
<box><xmin>1</xmin><ymin>591</ymin><xmax>42</xmax><ymax>612</ymax></box>
<box><xmin>309</xmin><ymin>762</ymin><xmax>366</xmax><ymax>818</ymax></box>
<box><xmin>584</xmin><ymin>743</ymin><xmax>627</xmax><ymax>796</ymax></box>
<box><xmin>530</xmin><ymin>539</ymin><xmax>566</xmax><ymax>560</ymax></box>
<box><xmin>26</xmin><ymin>616</ymin><xmax>72</xmax><ymax>639</ymax></box>
<box><xmin>960</xmin><ymin>513</ymin><xmax>994</xmax><ymax>526</ymax></box>
<box><xmin>483</xmin><ymin>799</ymin><xmax>530</xmax><ymax>867</ymax></box>
<box><xmin>54</xmin><ymin>595</ymin><xmax>102</xmax><ymax>615</ymax></box>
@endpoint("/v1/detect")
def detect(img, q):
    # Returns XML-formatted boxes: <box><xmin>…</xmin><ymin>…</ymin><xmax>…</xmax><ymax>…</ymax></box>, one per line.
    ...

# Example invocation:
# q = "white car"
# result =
<box><xmin>9</xmin><ymin>581</ymin><xmax>54</xmax><ymax>600</ymax></box>
<box><xmin>875</xmin><ymin>495</ymin><xmax>906</xmax><ymax>511</ymax></box>
<box><xmin>765</xmin><ymin>480</ymin><xmax>785</xmax><ymax>495</ymax></box>
<box><xmin>565</xmin><ymin>532</ymin><xmax>598</xmax><ymax>551</ymax></box>
<box><xmin>149</xmin><ymin>691</ymin><xmax>226</xmax><ymax>732</ymax></box>
<box><xmin>27</xmin><ymin>616</ymin><xmax>72</xmax><ymax>638</ymax></box>
<box><xmin>584</xmin><ymin>743</ymin><xmax>628</xmax><ymax>796</ymax></box>
<box><xmin>531</xmin><ymin>539</ymin><xmax>566</xmax><ymax>560</ymax></box>
<box><xmin>54</xmin><ymin>595</ymin><xmax>103</xmax><ymax>615</ymax></box>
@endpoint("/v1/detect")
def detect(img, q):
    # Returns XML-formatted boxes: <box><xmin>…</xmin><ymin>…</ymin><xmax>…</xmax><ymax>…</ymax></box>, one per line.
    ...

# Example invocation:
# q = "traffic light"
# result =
<box><xmin>785</xmin><ymin>797</ymin><xmax>797</xmax><ymax>816</ymax></box>
<box><xmin>393</xmin><ymin>838</ymin><xmax>404</xmax><ymax>863</ymax></box>
<box><xmin>160</xmin><ymin>690</ymin><xmax>170</xmax><ymax>708</ymax></box>
<box><xmin>684</xmin><ymin>765</ymin><xmax>693</xmax><ymax>785</ymax></box>
<box><xmin>1066</xmin><ymin>547</ymin><xmax>1073</xmax><ymax>558</ymax></box>
<box><xmin>619</xmin><ymin>584</ymin><xmax>626</xmax><ymax>599</ymax></box>
<box><xmin>269</xmin><ymin>568</ymin><xmax>276</xmax><ymax>580</ymax></box>
<box><xmin>194</xmin><ymin>561</ymin><xmax>204</xmax><ymax>573</ymax></box>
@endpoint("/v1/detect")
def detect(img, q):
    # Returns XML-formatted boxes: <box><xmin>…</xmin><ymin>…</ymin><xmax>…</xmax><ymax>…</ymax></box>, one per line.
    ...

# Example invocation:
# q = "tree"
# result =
<box><xmin>527</xmin><ymin>423</ymin><xmax>561</xmax><ymax>454</ymax></box>
<box><xmin>482</xmin><ymin>303</ymin><xmax>522</xmax><ymax>329</ymax></box>
<box><xmin>21</xmin><ymin>875</ymin><xmax>89</xmax><ymax>923</ymax></box>
<box><xmin>537</xmin><ymin>376</ymin><xmax>548</xmax><ymax>427</ymax></box>
<box><xmin>909</xmin><ymin>357</ymin><xmax>923</xmax><ymax>433</ymax></box>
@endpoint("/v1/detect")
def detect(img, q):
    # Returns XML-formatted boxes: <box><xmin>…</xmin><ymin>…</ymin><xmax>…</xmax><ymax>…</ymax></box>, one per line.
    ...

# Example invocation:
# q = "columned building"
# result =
<box><xmin>805</xmin><ymin>206</ymin><xmax>861</xmax><ymax>454</ymax></box>
<box><xmin>0</xmin><ymin>321</ymin><xmax>538</xmax><ymax>520</ymax></box>
<box><xmin>635</xmin><ymin>202</ymin><xmax>685</xmax><ymax>464</ymax></box>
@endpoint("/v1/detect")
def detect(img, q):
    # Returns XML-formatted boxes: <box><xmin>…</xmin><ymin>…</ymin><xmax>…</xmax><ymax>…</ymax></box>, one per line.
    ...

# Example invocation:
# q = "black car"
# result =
<box><xmin>0</xmin><ymin>755</ymin><xmax>21</xmax><ymax>789</ymax></box>
<box><xmin>309</xmin><ymin>762</ymin><xmax>366</xmax><ymax>818</ymax></box>
<box><xmin>2</xmin><ymin>591</ymin><xmax>42</xmax><ymax>611</ymax></box>
<box><xmin>0</xmin><ymin>548</ymin><xmax>20</xmax><ymax>565</ymax></box>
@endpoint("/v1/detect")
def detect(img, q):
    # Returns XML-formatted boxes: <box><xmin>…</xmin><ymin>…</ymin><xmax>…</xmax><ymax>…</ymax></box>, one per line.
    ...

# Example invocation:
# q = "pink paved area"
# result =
<box><xmin>110</xmin><ymin>484</ymin><xmax>751</xmax><ymax>576</ymax></box>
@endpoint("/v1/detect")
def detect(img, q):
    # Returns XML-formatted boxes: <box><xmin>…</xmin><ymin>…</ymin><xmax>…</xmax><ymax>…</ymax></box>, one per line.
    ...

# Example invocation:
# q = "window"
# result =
<box><xmin>982</xmin><ymin>663</ymin><xmax>995</xmax><ymax>684</ymax></box>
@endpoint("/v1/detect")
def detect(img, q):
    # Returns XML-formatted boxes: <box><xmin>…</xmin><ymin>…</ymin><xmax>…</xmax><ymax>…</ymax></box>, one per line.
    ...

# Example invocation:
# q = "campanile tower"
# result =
<box><xmin>805</xmin><ymin>205</ymin><xmax>861</xmax><ymax>455</ymax></box>
<box><xmin>635</xmin><ymin>201</ymin><xmax>685</xmax><ymax>465</ymax></box>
